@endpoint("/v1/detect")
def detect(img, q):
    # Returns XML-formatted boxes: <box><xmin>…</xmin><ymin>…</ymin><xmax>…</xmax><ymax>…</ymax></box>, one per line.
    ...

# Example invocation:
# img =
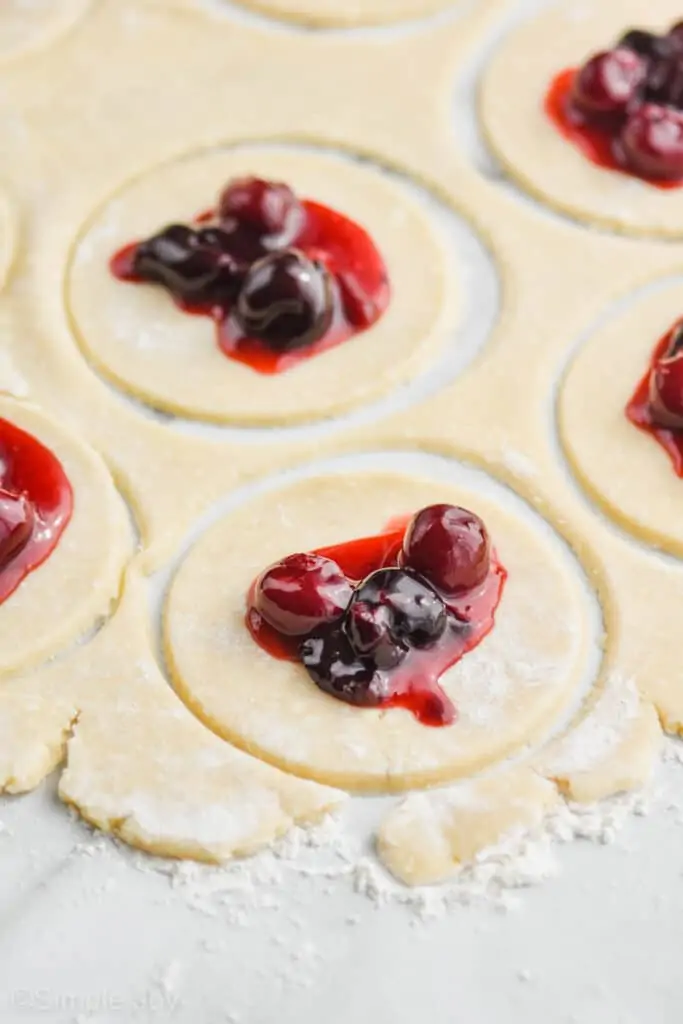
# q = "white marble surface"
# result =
<box><xmin>1</xmin><ymin>758</ymin><xmax>683</xmax><ymax>1023</ymax></box>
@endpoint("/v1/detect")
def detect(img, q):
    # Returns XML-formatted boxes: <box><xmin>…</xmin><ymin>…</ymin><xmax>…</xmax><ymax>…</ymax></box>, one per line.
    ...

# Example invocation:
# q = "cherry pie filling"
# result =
<box><xmin>246</xmin><ymin>504</ymin><xmax>507</xmax><ymax>727</ymax></box>
<box><xmin>0</xmin><ymin>418</ymin><xmax>73</xmax><ymax>603</ymax></box>
<box><xmin>111</xmin><ymin>176</ymin><xmax>390</xmax><ymax>374</ymax></box>
<box><xmin>545</xmin><ymin>21</ymin><xmax>683</xmax><ymax>185</ymax></box>
<box><xmin>626</xmin><ymin>317</ymin><xmax>683</xmax><ymax>474</ymax></box>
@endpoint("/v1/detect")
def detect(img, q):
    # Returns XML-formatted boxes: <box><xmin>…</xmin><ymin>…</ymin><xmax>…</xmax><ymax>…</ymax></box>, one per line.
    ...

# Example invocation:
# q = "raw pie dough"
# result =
<box><xmin>226</xmin><ymin>0</ymin><xmax>459</xmax><ymax>28</ymax></box>
<box><xmin>164</xmin><ymin>472</ymin><xmax>593</xmax><ymax>792</ymax></box>
<box><xmin>378</xmin><ymin>673</ymin><xmax>662</xmax><ymax>884</ymax></box>
<box><xmin>480</xmin><ymin>0</ymin><xmax>683</xmax><ymax>237</ymax></box>
<box><xmin>377</xmin><ymin>766</ymin><xmax>559</xmax><ymax>885</ymax></box>
<box><xmin>0</xmin><ymin>0</ymin><xmax>93</xmax><ymax>65</ymax></box>
<box><xmin>0</xmin><ymin>397</ymin><xmax>132</xmax><ymax>677</ymax></box>
<box><xmin>559</xmin><ymin>282</ymin><xmax>683</xmax><ymax>557</ymax></box>
<box><xmin>68</xmin><ymin>146</ymin><xmax>457</xmax><ymax>426</ymax></box>
<box><xmin>0</xmin><ymin>186</ymin><xmax>17</xmax><ymax>291</ymax></box>
<box><xmin>0</xmin><ymin>569</ymin><xmax>345</xmax><ymax>862</ymax></box>
<box><xmin>0</xmin><ymin>0</ymin><xmax>671</xmax><ymax>884</ymax></box>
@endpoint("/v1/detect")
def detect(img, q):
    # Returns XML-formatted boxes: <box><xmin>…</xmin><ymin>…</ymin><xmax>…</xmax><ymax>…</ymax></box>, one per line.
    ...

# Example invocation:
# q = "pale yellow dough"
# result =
<box><xmin>68</xmin><ymin>146</ymin><xmax>456</xmax><ymax>426</ymax></box>
<box><xmin>377</xmin><ymin>767</ymin><xmax>559</xmax><ymax>886</ymax></box>
<box><xmin>60</xmin><ymin>574</ymin><xmax>345</xmax><ymax>862</ymax></box>
<box><xmin>0</xmin><ymin>397</ymin><xmax>131</xmax><ymax>678</ymax></box>
<box><xmin>378</xmin><ymin>678</ymin><xmax>662</xmax><ymax>884</ymax></box>
<box><xmin>559</xmin><ymin>282</ymin><xmax>683</xmax><ymax>557</ymax></box>
<box><xmin>0</xmin><ymin>0</ymin><xmax>673</xmax><ymax>881</ymax></box>
<box><xmin>164</xmin><ymin>472</ymin><xmax>593</xmax><ymax>792</ymax></box>
<box><xmin>0</xmin><ymin>570</ymin><xmax>345</xmax><ymax>860</ymax></box>
<box><xmin>481</xmin><ymin>0</ymin><xmax>683</xmax><ymax>237</ymax></box>
<box><xmin>535</xmin><ymin>675</ymin><xmax>662</xmax><ymax>804</ymax></box>
<box><xmin>0</xmin><ymin>0</ymin><xmax>93</xmax><ymax>64</ymax></box>
<box><xmin>0</xmin><ymin>186</ymin><xmax>17</xmax><ymax>290</ymax></box>
<box><xmin>226</xmin><ymin>0</ymin><xmax>458</xmax><ymax>29</ymax></box>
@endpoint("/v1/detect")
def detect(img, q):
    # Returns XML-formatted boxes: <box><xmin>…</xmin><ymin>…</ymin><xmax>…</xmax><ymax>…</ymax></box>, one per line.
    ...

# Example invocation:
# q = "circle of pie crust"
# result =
<box><xmin>559</xmin><ymin>282</ymin><xmax>683</xmax><ymax>557</ymax></box>
<box><xmin>163</xmin><ymin>472</ymin><xmax>593</xmax><ymax>792</ymax></box>
<box><xmin>67</xmin><ymin>147</ymin><xmax>456</xmax><ymax>426</ymax></box>
<box><xmin>480</xmin><ymin>0</ymin><xmax>683</xmax><ymax>237</ymax></box>
<box><xmin>0</xmin><ymin>398</ymin><xmax>131</xmax><ymax>677</ymax></box>
<box><xmin>0</xmin><ymin>0</ymin><xmax>92</xmax><ymax>65</ymax></box>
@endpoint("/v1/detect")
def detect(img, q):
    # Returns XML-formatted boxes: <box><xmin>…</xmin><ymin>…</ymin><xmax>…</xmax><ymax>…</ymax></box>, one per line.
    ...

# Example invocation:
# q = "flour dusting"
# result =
<box><xmin>121</xmin><ymin>783</ymin><xmax>654</xmax><ymax>925</ymax></box>
<box><xmin>542</xmin><ymin>674</ymin><xmax>641</xmax><ymax>776</ymax></box>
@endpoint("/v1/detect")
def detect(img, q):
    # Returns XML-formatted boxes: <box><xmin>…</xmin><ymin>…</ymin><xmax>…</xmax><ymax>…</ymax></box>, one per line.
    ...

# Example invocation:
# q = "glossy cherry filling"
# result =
<box><xmin>626</xmin><ymin>318</ymin><xmax>683</xmax><ymax>474</ymax></box>
<box><xmin>246</xmin><ymin>505</ymin><xmax>507</xmax><ymax>727</ymax></box>
<box><xmin>110</xmin><ymin>177</ymin><xmax>390</xmax><ymax>375</ymax></box>
<box><xmin>0</xmin><ymin>418</ymin><xmax>73</xmax><ymax>602</ymax></box>
<box><xmin>545</xmin><ymin>22</ymin><xmax>683</xmax><ymax>187</ymax></box>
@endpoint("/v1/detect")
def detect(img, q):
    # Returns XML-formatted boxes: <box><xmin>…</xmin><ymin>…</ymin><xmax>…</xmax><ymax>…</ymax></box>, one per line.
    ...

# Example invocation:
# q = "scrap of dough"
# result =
<box><xmin>0</xmin><ymin>671</ymin><xmax>78</xmax><ymax>794</ymax></box>
<box><xmin>0</xmin><ymin>0</ymin><xmax>93</xmax><ymax>64</ymax></box>
<box><xmin>480</xmin><ymin>0</ymin><xmax>683</xmax><ymax>236</ymax></box>
<box><xmin>55</xmin><ymin>571</ymin><xmax>346</xmax><ymax>862</ymax></box>
<box><xmin>377</xmin><ymin>766</ymin><xmax>558</xmax><ymax>886</ymax></box>
<box><xmin>535</xmin><ymin>676</ymin><xmax>662</xmax><ymax>803</ymax></box>
<box><xmin>68</xmin><ymin>146</ymin><xmax>456</xmax><ymax>426</ymax></box>
<box><xmin>226</xmin><ymin>0</ymin><xmax>458</xmax><ymax>28</ymax></box>
<box><xmin>559</xmin><ymin>282</ymin><xmax>683</xmax><ymax>557</ymax></box>
<box><xmin>62</xmin><ymin>702</ymin><xmax>344</xmax><ymax>862</ymax></box>
<box><xmin>0</xmin><ymin>397</ymin><xmax>132</xmax><ymax>677</ymax></box>
<box><xmin>164</xmin><ymin>472</ymin><xmax>593</xmax><ymax>792</ymax></box>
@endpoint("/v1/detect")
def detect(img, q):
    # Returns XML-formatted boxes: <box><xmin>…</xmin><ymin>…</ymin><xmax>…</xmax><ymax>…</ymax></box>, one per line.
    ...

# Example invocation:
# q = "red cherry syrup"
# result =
<box><xmin>626</xmin><ymin>325</ymin><xmax>683</xmax><ymax>474</ymax></box>
<box><xmin>246</xmin><ymin>517</ymin><xmax>506</xmax><ymax>727</ymax></box>
<box><xmin>111</xmin><ymin>199</ymin><xmax>390</xmax><ymax>375</ymax></box>
<box><xmin>544</xmin><ymin>68</ymin><xmax>683</xmax><ymax>189</ymax></box>
<box><xmin>0</xmin><ymin>418</ymin><xmax>73</xmax><ymax>603</ymax></box>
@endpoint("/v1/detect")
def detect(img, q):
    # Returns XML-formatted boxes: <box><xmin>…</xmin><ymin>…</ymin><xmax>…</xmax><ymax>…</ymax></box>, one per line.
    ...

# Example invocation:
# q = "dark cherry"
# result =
<box><xmin>234</xmin><ymin>249</ymin><xmax>333</xmax><ymax>351</ymax></box>
<box><xmin>402</xmin><ymin>504</ymin><xmax>490</xmax><ymax>597</ymax></box>
<box><xmin>192</xmin><ymin>226</ymin><xmax>230</xmax><ymax>252</ymax></box>
<box><xmin>345</xmin><ymin>568</ymin><xmax>447</xmax><ymax>670</ymax></box>
<box><xmin>193</xmin><ymin>226</ymin><xmax>251</xmax><ymax>299</ymax></box>
<box><xmin>345</xmin><ymin>599</ymin><xmax>406</xmax><ymax>670</ymax></box>
<box><xmin>669</xmin><ymin>22</ymin><xmax>683</xmax><ymax>48</ymax></box>
<box><xmin>193</xmin><ymin>226</ymin><xmax>246</xmax><ymax>261</ymax></box>
<box><xmin>571</xmin><ymin>49</ymin><xmax>647</xmax><ymax>117</ymax></box>
<box><xmin>618</xmin><ymin>30</ymin><xmax>672</xmax><ymax>61</ymax></box>
<box><xmin>301</xmin><ymin>567</ymin><xmax>450</xmax><ymax>706</ymax></box>
<box><xmin>208</xmin><ymin>221</ymin><xmax>270</xmax><ymax>266</ymax></box>
<box><xmin>254</xmin><ymin>552</ymin><xmax>352</xmax><ymax>636</ymax></box>
<box><xmin>619</xmin><ymin>103</ymin><xmax>683</xmax><ymax>179</ymax></box>
<box><xmin>643</xmin><ymin>53</ymin><xmax>683</xmax><ymax>107</ymax></box>
<box><xmin>133</xmin><ymin>224</ymin><xmax>224</xmax><ymax>299</ymax></box>
<box><xmin>649</xmin><ymin>323</ymin><xmax>683</xmax><ymax>428</ymax></box>
<box><xmin>669</xmin><ymin>321</ymin><xmax>683</xmax><ymax>356</ymax></box>
<box><xmin>300</xmin><ymin>628</ymin><xmax>386</xmax><ymax>707</ymax></box>
<box><xmin>218</xmin><ymin>177</ymin><xmax>304</xmax><ymax>244</ymax></box>
<box><xmin>0</xmin><ymin>489</ymin><xmax>35</xmax><ymax>571</ymax></box>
